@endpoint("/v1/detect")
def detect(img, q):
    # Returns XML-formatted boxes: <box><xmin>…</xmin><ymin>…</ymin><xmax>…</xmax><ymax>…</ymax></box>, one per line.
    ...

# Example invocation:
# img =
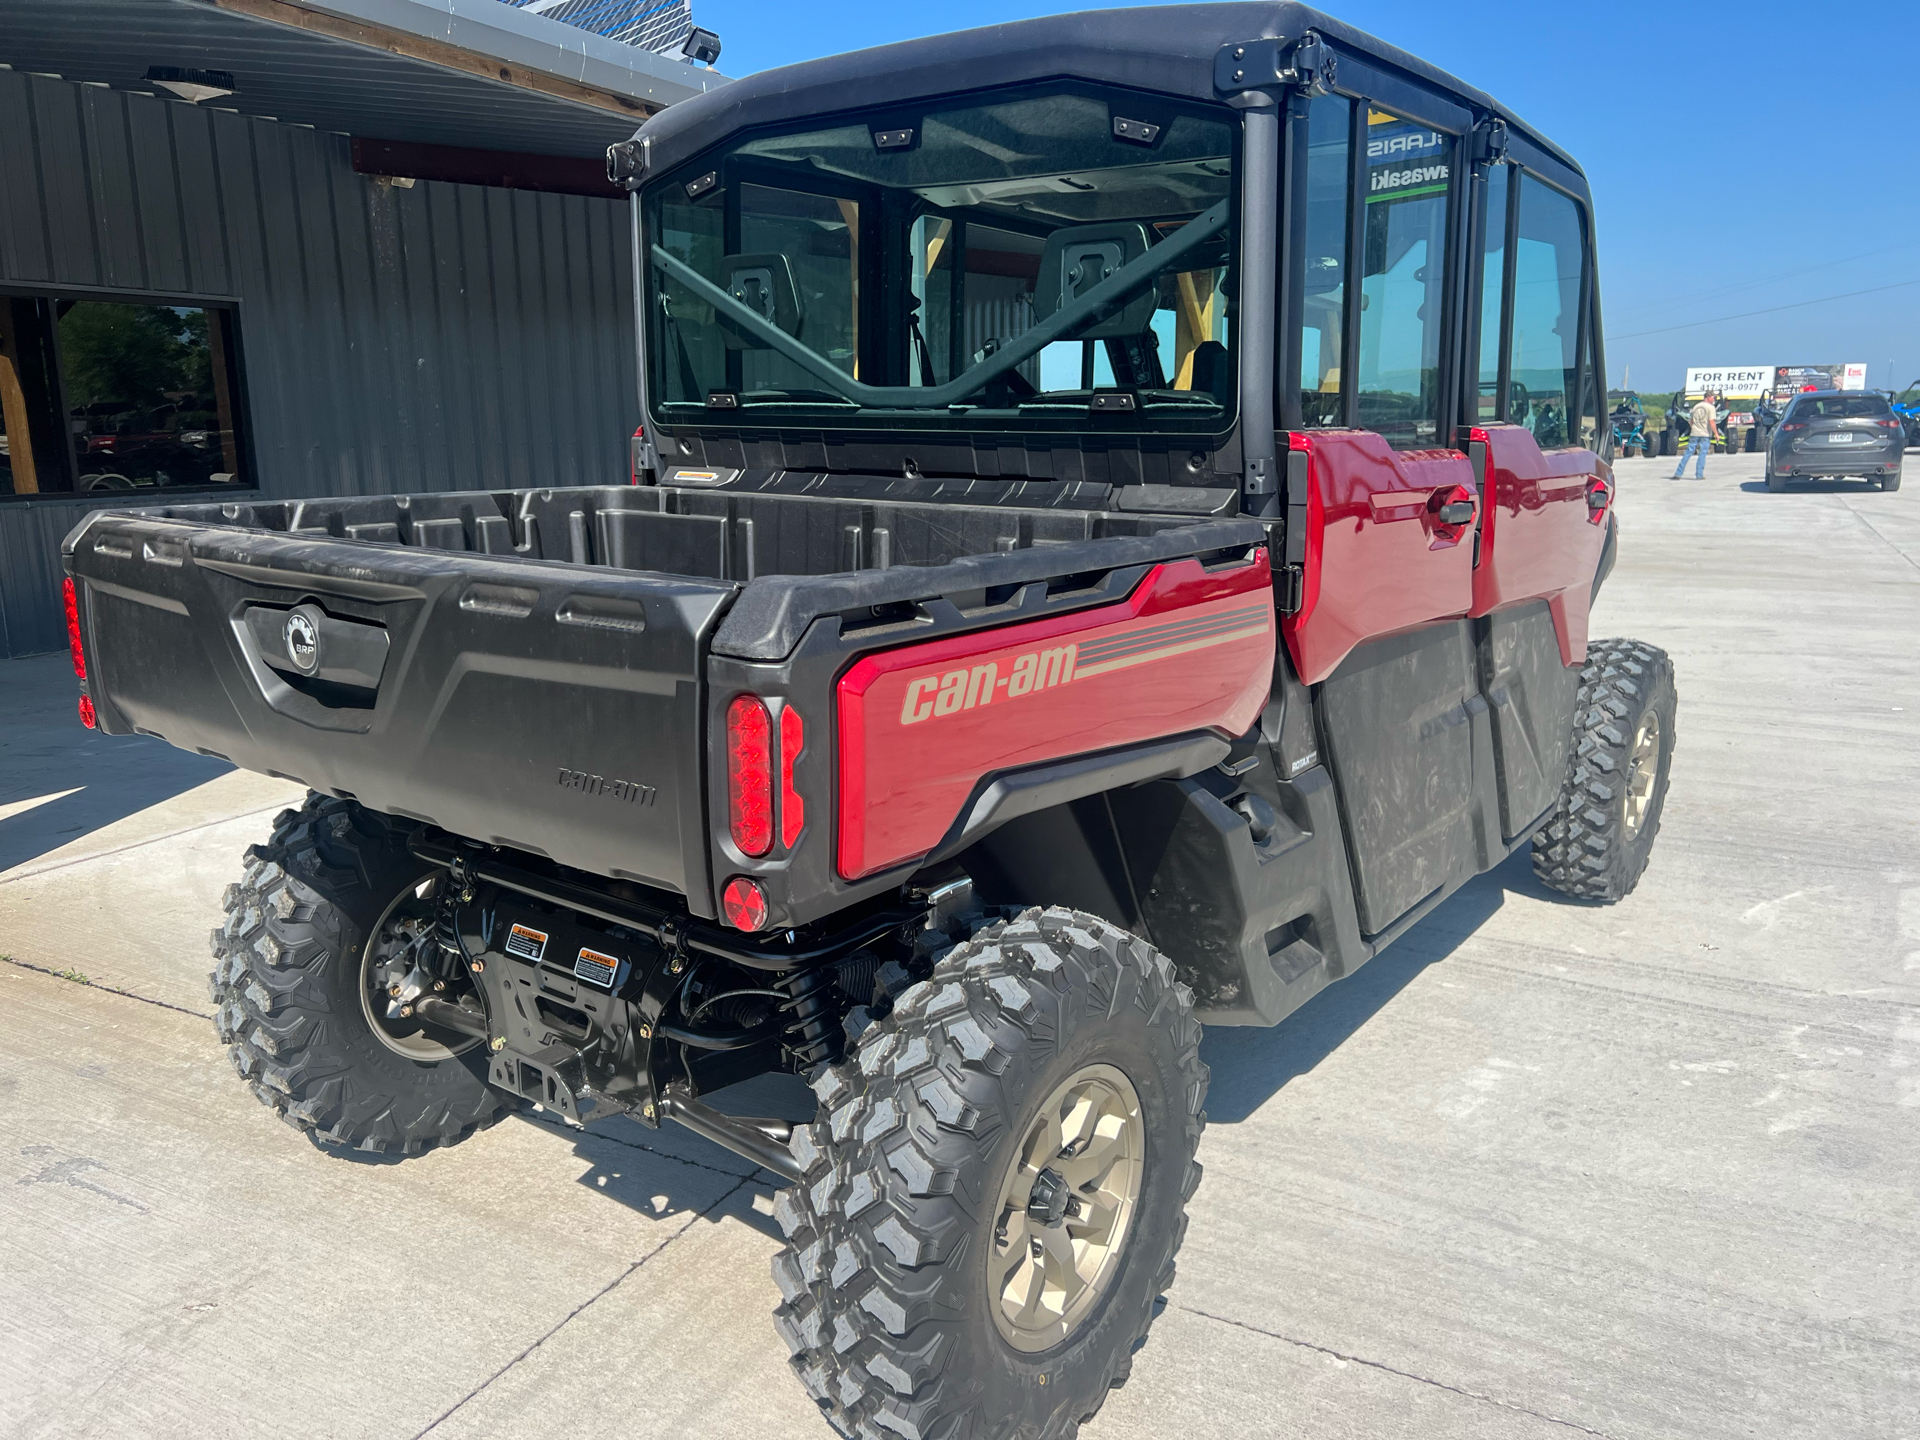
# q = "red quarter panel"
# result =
<box><xmin>1470</xmin><ymin>425</ymin><xmax>1611</xmax><ymax>664</ymax></box>
<box><xmin>836</xmin><ymin>553</ymin><xmax>1276</xmax><ymax>880</ymax></box>
<box><xmin>1282</xmin><ymin>430</ymin><xmax>1477</xmax><ymax>684</ymax></box>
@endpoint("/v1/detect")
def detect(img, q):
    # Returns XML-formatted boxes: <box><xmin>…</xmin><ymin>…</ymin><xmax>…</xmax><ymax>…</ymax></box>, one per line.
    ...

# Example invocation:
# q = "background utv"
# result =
<box><xmin>63</xmin><ymin>6</ymin><xmax>1675</xmax><ymax>1437</ymax></box>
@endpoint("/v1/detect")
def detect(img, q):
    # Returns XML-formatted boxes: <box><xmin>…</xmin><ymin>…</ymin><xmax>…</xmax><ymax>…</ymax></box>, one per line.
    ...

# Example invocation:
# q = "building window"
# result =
<box><xmin>0</xmin><ymin>291</ymin><xmax>249</xmax><ymax>500</ymax></box>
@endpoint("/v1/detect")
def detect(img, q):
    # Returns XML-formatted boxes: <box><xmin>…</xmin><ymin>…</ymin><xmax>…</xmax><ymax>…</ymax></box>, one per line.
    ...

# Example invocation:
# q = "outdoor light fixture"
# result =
<box><xmin>145</xmin><ymin>66</ymin><xmax>236</xmax><ymax>103</ymax></box>
<box><xmin>681</xmin><ymin>27</ymin><xmax>722</xmax><ymax>66</ymax></box>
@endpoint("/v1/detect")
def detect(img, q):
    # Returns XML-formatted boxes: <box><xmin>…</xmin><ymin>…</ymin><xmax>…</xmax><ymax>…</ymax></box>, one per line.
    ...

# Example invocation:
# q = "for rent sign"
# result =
<box><xmin>1684</xmin><ymin>366</ymin><xmax>1771</xmax><ymax>399</ymax></box>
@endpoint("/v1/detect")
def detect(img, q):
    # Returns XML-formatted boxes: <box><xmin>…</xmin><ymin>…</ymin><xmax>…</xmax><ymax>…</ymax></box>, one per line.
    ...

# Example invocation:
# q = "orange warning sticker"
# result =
<box><xmin>574</xmin><ymin>947</ymin><xmax>619</xmax><ymax>988</ymax></box>
<box><xmin>505</xmin><ymin>923</ymin><xmax>548</xmax><ymax>963</ymax></box>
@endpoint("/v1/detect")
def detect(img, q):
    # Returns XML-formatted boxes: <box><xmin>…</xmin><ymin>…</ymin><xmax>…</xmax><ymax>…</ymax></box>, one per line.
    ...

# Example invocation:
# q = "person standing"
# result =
<box><xmin>1673</xmin><ymin>390</ymin><xmax>1718</xmax><ymax>479</ymax></box>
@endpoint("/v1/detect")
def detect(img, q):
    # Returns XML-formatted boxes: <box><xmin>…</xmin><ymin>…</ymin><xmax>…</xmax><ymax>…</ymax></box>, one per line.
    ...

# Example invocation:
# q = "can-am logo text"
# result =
<box><xmin>900</xmin><ymin>645</ymin><xmax>1077</xmax><ymax>724</ymax></box>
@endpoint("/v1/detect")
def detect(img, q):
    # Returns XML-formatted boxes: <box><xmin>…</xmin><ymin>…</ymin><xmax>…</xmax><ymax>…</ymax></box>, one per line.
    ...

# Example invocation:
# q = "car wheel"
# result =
<box><xmin>210</xmin><ymin>794</ymin><xmax>510</xmax><ymax>1154</ymax></box>
<box><xmin>1766</xmin><ymin>470</ymin><xmax>1786</xmax><ymax>493</ymax></box>
<box><xmin>1884</xmin><ymin>467</ymin><xmax>1903</xmax><ymax>492</ymax></box>
<box><xmin>771</xmin><ymin>906</ymin><xmax>1206</xmax><ymax>1440</ymax></box>
<box><xmin>1533</xmin><ymin>639</ymin><xmax>1677</xmax><ymax>903</ymax></box>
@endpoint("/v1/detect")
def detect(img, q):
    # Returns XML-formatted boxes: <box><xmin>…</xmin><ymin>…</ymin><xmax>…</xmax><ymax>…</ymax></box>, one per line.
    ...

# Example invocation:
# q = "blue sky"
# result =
<box><xmin>692</xmin><ymin>0</ymin><xmax>1920</xmax><ymax>393</ymax></box>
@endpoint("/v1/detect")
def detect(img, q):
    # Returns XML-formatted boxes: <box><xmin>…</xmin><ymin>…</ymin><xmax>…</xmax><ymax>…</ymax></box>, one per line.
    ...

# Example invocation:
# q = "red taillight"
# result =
<box><xmin>1877</xmin><ymin>418</ymin><xmax>1901</xmax><ymax>429</ymax></box>
<box><xmin>1585</xmin><ymin>477</ymin><xmax>1613</xmax><ymax>525</ymax></box>
<box><xmin>779</xmin><ymin>704</ymin><xmax>805</xmax><ymax>848</ymax></box>
<box><xmin>1780</xmin><ymin>423</ymin><xmax>1805</xmax><ymax>433</ymax></box>
<box><xmin>63</xmin><ymin>577</ymin><xmax>87</xmax><ymax>680</ymax></box>
<box><xmin>726</xmin><ymin>694</ymin><xmax>773</xmax><ymax>856</ymax></box>
<box><xmin>630</xmin><ymin>425</ymin><xmax>645</xmax><ymax>485</ymax></box>
<box><xmin>721</xmin><ymin>875</ymin><xmax>769</xmax><ymax>931</ymax></box>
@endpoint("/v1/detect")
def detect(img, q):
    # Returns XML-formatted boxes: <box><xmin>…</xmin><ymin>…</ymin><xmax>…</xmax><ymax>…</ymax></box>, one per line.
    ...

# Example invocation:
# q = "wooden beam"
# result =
<box><xmin>0</xmin><ymin>309</ymin><xmax>42</xmax><ymax>496</ymax></box>
<box><xmin>206</xmin><ymin>0</ymin><xmax>661</xmax><ymax>121</ymax></box>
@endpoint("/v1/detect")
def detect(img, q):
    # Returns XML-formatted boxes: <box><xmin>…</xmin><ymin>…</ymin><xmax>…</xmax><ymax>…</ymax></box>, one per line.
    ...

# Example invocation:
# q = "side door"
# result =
<box><xmin>1468</xmin><ymin>162</ymin><xmax>1612</xmax><ymax>839</ymax></box>
<box><xmin>1280</xmin><ymin>91</ymin><xmax>1484</xmax><ymax>936</ymax></box>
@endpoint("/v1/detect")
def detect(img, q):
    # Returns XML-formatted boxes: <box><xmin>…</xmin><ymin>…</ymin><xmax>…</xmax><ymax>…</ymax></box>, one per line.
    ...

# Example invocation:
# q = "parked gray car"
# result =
<box><xmin>1767</xmin><ymin>391</ymin><xmax>1905</xmax><ymax>491</ymax></box>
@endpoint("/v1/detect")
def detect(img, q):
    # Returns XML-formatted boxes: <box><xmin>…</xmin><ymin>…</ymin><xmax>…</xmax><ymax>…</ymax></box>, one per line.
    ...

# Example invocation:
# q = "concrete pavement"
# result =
<box><xmin>2</xmin><ymin>450</ymin><xmax>1916</xmax><ymax>1439</ymax></box>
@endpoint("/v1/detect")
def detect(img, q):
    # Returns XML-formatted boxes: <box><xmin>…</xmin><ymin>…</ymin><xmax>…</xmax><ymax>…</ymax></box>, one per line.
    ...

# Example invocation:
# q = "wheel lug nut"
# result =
<box><xmin>490</xmin><ymin>1036</ymin><xmax>504</xmax><ymax>1051</ymax></box>
<box><xmin>433</xmin><ymin>980</ymin><xmax>446</xmax><ymax>992</ymax></box>
<box><xmin>388</xmin><ymin>984</ymin><xmax>402</xmax><ymax>997</ymax></box>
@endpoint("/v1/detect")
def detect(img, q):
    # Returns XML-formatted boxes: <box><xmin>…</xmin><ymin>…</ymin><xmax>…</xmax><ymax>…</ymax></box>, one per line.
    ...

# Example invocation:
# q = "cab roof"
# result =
<box><xmin>634</xmin><ymin>3</ymin><xmax>1584</xmax><ymax>192</ymax></box>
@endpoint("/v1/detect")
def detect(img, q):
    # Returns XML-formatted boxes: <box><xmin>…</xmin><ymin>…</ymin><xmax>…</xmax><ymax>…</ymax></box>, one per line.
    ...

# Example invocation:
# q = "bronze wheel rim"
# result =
<box><xmin>987</xmin><ymin>1062</ymin><xmax>1145</xmax><ymax>1353</ymax></box>
<box><xmin>1623</xmin><ymin>711</ymin><xmax>1661</xmax><ymax>840</ymax></box>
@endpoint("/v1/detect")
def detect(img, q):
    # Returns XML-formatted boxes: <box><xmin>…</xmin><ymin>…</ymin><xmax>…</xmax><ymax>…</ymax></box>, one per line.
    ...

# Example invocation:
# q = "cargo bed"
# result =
<box><xmin>65</xmin><ymin>482</ymin><xmax>1264</xmax><ymax>918</ymax></box>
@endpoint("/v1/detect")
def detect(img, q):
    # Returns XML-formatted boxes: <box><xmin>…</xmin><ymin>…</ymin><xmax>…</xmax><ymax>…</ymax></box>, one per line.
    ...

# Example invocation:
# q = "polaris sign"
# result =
<box><xmin>1367</xmin><ymin>123</ymin><xmax>1450</xmax><ymax>199</ymax></box>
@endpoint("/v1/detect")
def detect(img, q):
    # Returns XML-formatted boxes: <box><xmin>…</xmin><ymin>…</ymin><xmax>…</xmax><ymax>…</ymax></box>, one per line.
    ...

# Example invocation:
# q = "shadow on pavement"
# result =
<box><xmin>1201</xmin><ymin>846</ymin><xmax>1551</xmax><ymax>1123</ymax></box>
<box><xmin>0</xmin><ymin>653</ymin><xmax>233</xmax><ymax>874</ymax></box>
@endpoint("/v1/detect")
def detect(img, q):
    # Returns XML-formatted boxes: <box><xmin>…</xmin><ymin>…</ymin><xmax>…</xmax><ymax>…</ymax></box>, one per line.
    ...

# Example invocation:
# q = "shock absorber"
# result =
<box><xmin>776</xmin><ymin>964</ymin><xmax>841</xmax><ymax>1070</ymax></box>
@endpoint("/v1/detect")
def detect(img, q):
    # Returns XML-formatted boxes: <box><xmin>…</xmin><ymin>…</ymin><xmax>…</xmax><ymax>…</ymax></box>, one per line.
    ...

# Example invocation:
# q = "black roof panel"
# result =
<box><xmin>636</xmin><ymin>3</ymin><xmax>1581</xmax><ymax>181</ymax></box>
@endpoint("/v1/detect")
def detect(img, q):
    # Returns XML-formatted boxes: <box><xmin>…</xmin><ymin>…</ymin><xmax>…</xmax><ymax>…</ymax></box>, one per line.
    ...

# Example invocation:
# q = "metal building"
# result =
<box><xmin>0</xmin><ymin>0</ymin><xmax>724</xmax><ymax>659</ymax></box>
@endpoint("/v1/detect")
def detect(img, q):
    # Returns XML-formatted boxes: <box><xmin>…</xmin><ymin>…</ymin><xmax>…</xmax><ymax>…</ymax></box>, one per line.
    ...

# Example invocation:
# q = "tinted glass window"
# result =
<box><xmin>646</xmin><ymin>86</ymin><xmax>1238</xmax><ymax>436</ymax></box>
<box><xmin>1509</xmin><ymin>176</ymin><xmax>1584</xmax><ymax>449</ymax></box>
<box><xmin>1357</xmin><ymin>109</ymin><xmax>1452</xmax><ymax>448</ymax></box>
<box><xmin>1788</xmin><ymin>394</ymin><xmax>1890</xmax><ymax>419</ymax></box>
<box><xmin>1298</xmin><ymin>93</ymin><xmax>1350</xmax><ymax>429</ymax></box>
<box><xmin>1476</xmin><ymin>163</ymin><xmax>1509</xmax><ymax>424</ymax></box>
<box><xmin>1</xmin><ymin>293</ymin><xmax>248</xmax><ymax>499</ymax></box>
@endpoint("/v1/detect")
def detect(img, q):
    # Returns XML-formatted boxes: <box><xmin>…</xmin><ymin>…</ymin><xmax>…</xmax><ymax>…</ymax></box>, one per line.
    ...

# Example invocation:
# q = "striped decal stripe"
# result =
<box><xmin>1072</xmin><ymin>602</ymin><xmax>1272</xmax><ymax>678</ymax></box>
<box><xmin>1073</xmin><ymin>602</ymin><xmax>1272</xmax><ymax>666</ymax></box>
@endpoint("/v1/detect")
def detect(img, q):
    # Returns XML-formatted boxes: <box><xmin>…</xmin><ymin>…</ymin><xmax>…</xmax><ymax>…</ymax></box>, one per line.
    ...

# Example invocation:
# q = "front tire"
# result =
<box><xmin>209</xmin><ymin>794</ymin><xmax>509</xmax><ymax>1154</ymax></box>
<box><xmin>1532</xmin><ymin>639</ymin><xmax>1677</xmax><ymax>903</ymax></box>
<box><xmin>771</xmin><ymin>907</ymin><xmax>1207</xmax><ymax>1440</ymax></box>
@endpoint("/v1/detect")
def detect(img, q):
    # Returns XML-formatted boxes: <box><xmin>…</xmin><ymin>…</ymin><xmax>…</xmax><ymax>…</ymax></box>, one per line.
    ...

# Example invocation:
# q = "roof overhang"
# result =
<box><xmin>0</xmin><ymin>0</ymin><xmax>729</xmax><ymax>159</ymax></box>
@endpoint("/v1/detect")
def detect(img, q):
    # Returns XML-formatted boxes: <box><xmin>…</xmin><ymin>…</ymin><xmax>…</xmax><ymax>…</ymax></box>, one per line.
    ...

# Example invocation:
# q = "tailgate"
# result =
<box><xmin>65</xmin><ymin>512</ymin><xmax>734</xmax><ymax>901</ymax></box>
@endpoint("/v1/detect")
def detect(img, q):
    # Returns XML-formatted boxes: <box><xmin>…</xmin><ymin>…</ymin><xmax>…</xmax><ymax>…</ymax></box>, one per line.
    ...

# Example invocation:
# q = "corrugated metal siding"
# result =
<box><xmin>0</xmin><ymin>68</ymin><xmax>639</xmax><ymax>656</ymax></box>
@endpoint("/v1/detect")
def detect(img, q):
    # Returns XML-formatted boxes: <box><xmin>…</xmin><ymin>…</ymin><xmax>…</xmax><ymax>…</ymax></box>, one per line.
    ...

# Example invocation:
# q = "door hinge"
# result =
<box><xmin>1275</xmin><ymin>563</ymin><xmax>1305</xmax><ymax>616</ymax></box>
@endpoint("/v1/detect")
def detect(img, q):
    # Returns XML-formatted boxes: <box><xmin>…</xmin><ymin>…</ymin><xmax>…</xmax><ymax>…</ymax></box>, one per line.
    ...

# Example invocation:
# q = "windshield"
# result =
<box><xmin>643</xmin><ymin>85</ymin><xmax>1239</xmax><ymax>435</ymax></box>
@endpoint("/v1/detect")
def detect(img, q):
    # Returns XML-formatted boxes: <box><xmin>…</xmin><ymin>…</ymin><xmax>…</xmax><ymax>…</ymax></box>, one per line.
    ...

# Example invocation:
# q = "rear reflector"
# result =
<box><xmin>726</xmin><ymin>694</ymin><xmax>773</xmax><ymax>857</ymax></box>
<box><xmin>63</xmin><ymin>577</ymin><xmax>86</xmax><ymax>680</ymax></box>
<box><xmin>78</xmin><ymin>694</ymin><xmax>96</xmax><ymax>730</ymax></box>
<box><xmin>779</xmin><ymin>704</ymin><xmax>805</xmax><ymax>848</ymax></box>
<box><xmin>721</xmin><ymin>875</ymin><xmax>769</xmax><ymax>931</ymax></box>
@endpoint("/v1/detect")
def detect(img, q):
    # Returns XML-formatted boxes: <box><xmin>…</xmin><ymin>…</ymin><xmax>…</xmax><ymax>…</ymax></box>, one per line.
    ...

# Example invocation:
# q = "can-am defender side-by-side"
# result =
<box><xmin>62</xmin><ymin>6</ymin><xmax>1674</xmax><ymax>1436</ymax></box>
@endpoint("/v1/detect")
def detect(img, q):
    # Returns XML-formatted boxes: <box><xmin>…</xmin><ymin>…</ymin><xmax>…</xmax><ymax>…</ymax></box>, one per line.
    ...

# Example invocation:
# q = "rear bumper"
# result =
<box><xmin>1772</xmin><ymin>449</ymin><xmax>1901</xmax><ymax>475</ymax></box>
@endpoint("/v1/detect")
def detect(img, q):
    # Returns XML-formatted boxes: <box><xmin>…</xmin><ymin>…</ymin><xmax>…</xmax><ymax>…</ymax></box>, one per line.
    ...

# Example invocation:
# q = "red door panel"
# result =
<box><xmin>1282</xmin><ymin>430</ymin><xmax>1478</xmax><ymax>684</ymax></box>
<box><xmin>836</xmin><ymin>553</ymin><xmax>1276</xmax><ymax>880</ymax></box>
<box><xmin>1470</xmin><ymin>424</ymin><xmax>1612</xmax><ymax>665</ymax></box>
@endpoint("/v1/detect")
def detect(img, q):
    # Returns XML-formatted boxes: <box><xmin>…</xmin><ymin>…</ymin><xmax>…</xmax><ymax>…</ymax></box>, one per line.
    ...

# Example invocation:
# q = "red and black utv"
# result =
<box><xmin>62</xmin><ymin>6</ymin><xmax>1674</xmax><ymax>1435</ymax></box>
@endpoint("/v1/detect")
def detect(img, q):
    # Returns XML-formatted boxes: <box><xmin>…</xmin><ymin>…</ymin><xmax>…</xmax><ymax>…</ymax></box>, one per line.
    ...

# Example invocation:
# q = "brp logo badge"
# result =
<box><xmin>283</xmin><ymin>611</ymin><xmax>320</xmax><ymax>675</ymax></box>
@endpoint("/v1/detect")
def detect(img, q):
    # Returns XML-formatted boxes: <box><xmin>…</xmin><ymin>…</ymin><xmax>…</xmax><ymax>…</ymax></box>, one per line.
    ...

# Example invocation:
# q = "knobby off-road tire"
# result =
<box><xmin>771</xmin><ymin>907</ymin><xmax>1208</xmax><ymax>1440</ymax></box>
<box><xmin>209</xmin><ymin>793</ymin><xmax>509</xmax><ymax>1153</ymax></box>
<box><xmin>1532</xmin><ymin>639</ymin><xmax>1677</xmax><ymax>903</ymax></box>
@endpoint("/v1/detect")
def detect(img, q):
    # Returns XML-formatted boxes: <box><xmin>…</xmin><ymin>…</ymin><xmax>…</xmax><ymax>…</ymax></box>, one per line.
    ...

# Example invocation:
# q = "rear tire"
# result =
<box><xmin>771</xmin><ymin>906</ymin><xmax>1206</xmax><ymax>1440</ymax></box>
<box><xmin>209</xmin><ymin>794</ymin><xmax>509</xmax><ymax>1154</ymax></box>
<box><xmin>1767</xmin><ymin>470</ymin><xmax>1787</xmax><ymax>493</ymax></box>
<box><xmin>1532</xmin><ymin>639</ymin><xmax>1677</xmax><ymax>903</ymax></box>
<box><xmin>1883</xmin><ymin>467</ymin><xmax>1902</xmax><ymax>492</ymax></box>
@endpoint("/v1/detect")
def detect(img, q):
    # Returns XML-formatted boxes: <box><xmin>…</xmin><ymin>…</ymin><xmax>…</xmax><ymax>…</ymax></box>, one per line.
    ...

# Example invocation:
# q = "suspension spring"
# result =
<box><xmin>777</xmin><ymin>964</ymin><xmax>842</xmax><ymax>1070</ymax></box>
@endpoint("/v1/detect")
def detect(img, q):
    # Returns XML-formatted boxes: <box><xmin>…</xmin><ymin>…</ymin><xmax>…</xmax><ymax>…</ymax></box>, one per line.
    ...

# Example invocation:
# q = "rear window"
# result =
<box><xmin>1787</xmin><ymin>395</ymin><xmax>1891</xmax><ymax>420</ymax></box>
